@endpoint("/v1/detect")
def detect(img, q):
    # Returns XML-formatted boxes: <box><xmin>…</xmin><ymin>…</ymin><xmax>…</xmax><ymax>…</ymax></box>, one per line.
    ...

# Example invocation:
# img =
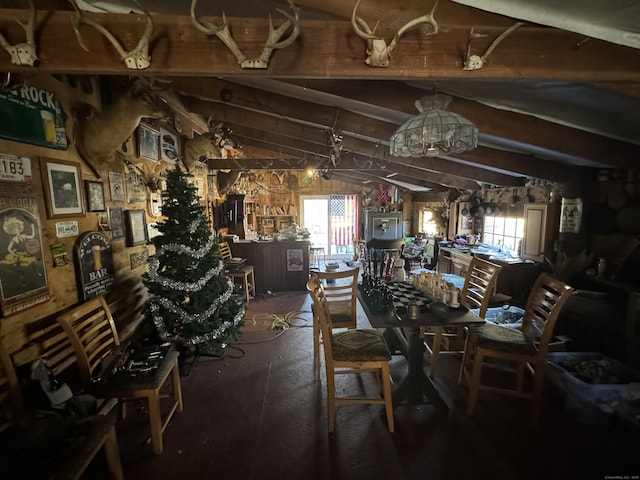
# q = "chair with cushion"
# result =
<box><xmin>218</xmin><ymin>242</ymin><xmax>256</xmax><ymax>302</ymax></box>
<box><xmin>57</xmin><ymin>296</ymin><xmax>183</xmax><ymax>455</ymax></box>
<box><xmin>0</xmin><ymin>338</ymin><xmax>124</xmax><ymax>480</ymax></box>
<box><xmin>458</xmin><ymin>273</ymin><xmax>574</xmax><ymax>426</ymax></box>
<box><xmin>307</xmin><ymin>274</ymin><xmax>394</xmax><ymax>433</ymax></box>
<box><xmin>311</xmin><ymin>266</ymin><xmax>360</xmax><ymax>376</ymax></box>
<box><xmin>424</xmin><ymin>256</ymin><xmax>503</xmax><ymax>377</ymax></box>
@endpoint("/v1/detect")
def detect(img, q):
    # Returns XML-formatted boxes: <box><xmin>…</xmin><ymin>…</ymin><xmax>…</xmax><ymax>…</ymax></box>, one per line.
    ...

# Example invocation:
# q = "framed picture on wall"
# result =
<box><xmin>137</xmin><ymin>122</ymin><xmax>160</xmax><ymax>161</ymax></box>
<box><xmin>124</xmin><ymin>209</ymin><xmax>149</xmax><ymax>246</ymax></box>
<box><xmin>85</xmin><ymin>180</ymin><xmax>106</xmax><ymax>212</ymax></box>
<box><xmin>41</xmin><ymin>159</ymin><xmax>84</xmax><ymax>218</ymax></box>
<box><xmin>107</xmin><ymin>206</ymin><xmax>125</xmax><ymax>241</ymax></box>
<box><xmin>108</xmin><ymin>171</ymin><xmax>125</xmax><ymax>202</ymax></box>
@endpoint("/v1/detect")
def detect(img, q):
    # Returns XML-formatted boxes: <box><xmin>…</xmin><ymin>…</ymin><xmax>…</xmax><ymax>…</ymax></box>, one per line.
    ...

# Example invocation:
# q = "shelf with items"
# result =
<box><xmin>256</xmin><ymin>214</ymin><xmax>297</xmax><ymax>235</ymax></box>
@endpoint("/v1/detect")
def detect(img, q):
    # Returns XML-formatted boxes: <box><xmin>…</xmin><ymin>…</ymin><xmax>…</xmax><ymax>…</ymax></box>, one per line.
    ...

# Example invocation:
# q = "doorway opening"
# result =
<box><xmin>301</xmin><ymin>195</ymin><xmax>359</xmax><ymax>260</ymax></box>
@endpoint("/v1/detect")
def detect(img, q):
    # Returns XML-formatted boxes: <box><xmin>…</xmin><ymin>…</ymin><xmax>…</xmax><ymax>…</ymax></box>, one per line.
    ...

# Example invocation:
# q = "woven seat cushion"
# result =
<box><xmin>468</xmin><ymin>323</ymin><xmax>537</xmax><ymax>354</ymax></box>
<box><xmin>330</xmin><ymin>329</ymin><xmax>391</xmax><ymax>362</ymax></box>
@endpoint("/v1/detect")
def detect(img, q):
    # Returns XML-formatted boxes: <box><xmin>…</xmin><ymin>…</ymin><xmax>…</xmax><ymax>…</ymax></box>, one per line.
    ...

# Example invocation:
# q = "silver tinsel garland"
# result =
<box><xmin>147</xmin><ymin>225</ymin><xmax>245</xmax><ymax>345</ymax></box>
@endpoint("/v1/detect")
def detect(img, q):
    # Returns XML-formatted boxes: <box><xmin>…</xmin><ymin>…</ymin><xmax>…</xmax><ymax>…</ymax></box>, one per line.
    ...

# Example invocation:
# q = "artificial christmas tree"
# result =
<box><xmin>143</xmin><ymin>164</ymin><xmax>245</xmax><ymax>358</ymax></box>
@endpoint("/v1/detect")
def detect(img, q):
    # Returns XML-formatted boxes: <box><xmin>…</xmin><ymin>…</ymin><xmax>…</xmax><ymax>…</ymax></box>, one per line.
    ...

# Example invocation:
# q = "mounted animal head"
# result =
<box><xmin>73</xmin><ymin>77</ymin><xmax>169</xmax><ymax>176</ymax></box>
<box><xmin>70</xmin><ymin>0</ymin><xmax>154</xmax><ymax>70</ymax></box>
<box><xmin>182</xmin><ymin>118</ymin><xmax>223</xmax><ymax>172</ymax></box>
<box><xmin>463</xmin><ymin>22</ymin><xmax>524</xmax><ymax>71</ymax></box>
<box><xmin>191</xmin><ymin>0</ymin><xmax>300</xmax><ymax>69</ymax></box>
<box><xmin>0</xmin><ymin>0</ymin><xmax>39</xmax><ymax>67</ymax></box>
<box><xmin>351</xmin><ymin>0</ymin><xmax>439</xmax><ymax>67</ymax></box>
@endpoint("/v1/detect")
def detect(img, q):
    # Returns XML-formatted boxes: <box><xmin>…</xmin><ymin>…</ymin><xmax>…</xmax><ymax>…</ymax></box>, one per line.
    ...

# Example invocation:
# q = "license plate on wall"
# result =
<box><xmin>0</xmin><ymin>153</ymin><xmax>32</xmax><ymax>182</ymax></box>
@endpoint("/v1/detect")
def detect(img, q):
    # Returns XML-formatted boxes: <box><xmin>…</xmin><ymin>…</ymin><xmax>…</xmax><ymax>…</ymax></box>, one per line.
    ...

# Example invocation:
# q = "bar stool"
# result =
<box><xmin>218</xmin><ymin>242</ymin><xmax>256</xmax><ymax>302</ymax></box>
<box><xmin>310</xmin><ymin>247</ymin><xmax>326</xmax><ymax>268</ymax></box>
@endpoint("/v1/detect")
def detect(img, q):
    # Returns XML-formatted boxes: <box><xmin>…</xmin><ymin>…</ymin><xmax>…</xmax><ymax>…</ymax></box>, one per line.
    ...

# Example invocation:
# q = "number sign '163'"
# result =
<box><xmin>0</xmin><ymin>153</ymin><xmax>32</xmax><ymax>182</ymax></box>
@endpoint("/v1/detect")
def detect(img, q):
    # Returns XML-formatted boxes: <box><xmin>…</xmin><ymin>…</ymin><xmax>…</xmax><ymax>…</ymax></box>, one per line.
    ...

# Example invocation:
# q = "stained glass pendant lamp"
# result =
<box><xmin>390</xmin><ymin>93</ymin><xmax>478</xmax><ymax>157</ymax></box>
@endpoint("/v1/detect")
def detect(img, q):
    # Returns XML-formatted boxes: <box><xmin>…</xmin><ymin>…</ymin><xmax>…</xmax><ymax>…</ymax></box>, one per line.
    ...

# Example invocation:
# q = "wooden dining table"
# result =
<box><xmin>357</xmin><ymin>282</ymin><xmax>485</xmax><ymax>413</ymax></box>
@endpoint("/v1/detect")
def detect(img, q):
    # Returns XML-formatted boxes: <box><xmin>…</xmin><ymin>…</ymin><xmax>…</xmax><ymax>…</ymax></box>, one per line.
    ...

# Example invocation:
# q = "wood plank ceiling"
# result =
<box><xmin>1</xmin><ymin>0</ymin><xmax>639</xmax><ymax>197</ymax></box>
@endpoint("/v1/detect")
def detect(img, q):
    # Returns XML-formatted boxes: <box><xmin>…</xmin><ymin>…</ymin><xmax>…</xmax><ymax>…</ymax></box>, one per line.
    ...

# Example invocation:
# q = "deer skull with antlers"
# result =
<box><xmin>351</xmin><ymin>0</ymin><xmax>439</xmax><ymax>67</ymax></box>
<box><xmin>190</xmin><ymin>0</ymin><xmax>300</xmax><ymax>69</ymax></box>
<box><xmin>463</xmin><ymin>22</ymin><xmax>524</xmax><ymax>71</ymax></box>
<box><xmin>69</xmin><ymin>0</ymin><xmax>154</xmax><ymax>70</ymax></box>
<box><xmin>0</xmin><ymin>0</ymin><xmax>39</xmax><ymax>67</ymax></box>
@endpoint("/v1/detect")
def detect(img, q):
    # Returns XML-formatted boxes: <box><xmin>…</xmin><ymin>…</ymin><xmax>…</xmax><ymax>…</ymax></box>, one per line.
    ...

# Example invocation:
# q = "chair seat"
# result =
<box><xmin>90</xmin><ymin>349</ymin><xmax>179</xmax><ymax>395</ymax></box>
<box><xmin>0</xmin><ymin>413</ymin><xmax>116</xmax><ymax>480</ymax></box>
<box><xmin>468</xmin><ymin>323</ymin><xmax>537</xmax><ymax>354</ymax></box>
<box><xmin>226</xmin><ymin>264</ymin><xmax>254</xmax><ymax>275</ymax></box>
<box><xmin>331</xmin><ymin>329</ymin><xmax>391</xmax><ymax>362</ymax></box>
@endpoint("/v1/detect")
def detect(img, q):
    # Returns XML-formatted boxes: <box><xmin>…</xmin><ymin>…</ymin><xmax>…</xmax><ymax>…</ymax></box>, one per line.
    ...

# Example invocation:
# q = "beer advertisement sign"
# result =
<box><xmin>74</xmin><ymin>231</ymin><xmax>115</xmax><ymax>301</ymax></box>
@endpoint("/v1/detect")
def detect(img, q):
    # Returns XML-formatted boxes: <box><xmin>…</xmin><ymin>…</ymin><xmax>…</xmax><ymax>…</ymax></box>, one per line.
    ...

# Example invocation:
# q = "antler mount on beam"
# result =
<box><xmin>190</xmin><ymin>0</ymin><xmax>300</xmax><ymax>69</ymax></box>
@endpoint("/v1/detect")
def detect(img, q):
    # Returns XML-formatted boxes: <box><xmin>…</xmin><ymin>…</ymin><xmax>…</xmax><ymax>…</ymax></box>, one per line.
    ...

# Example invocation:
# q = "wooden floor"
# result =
<box><xmin>89</xmin><ymin>290</ymin><xmax>639</xmax><ymax>480</ymax></box>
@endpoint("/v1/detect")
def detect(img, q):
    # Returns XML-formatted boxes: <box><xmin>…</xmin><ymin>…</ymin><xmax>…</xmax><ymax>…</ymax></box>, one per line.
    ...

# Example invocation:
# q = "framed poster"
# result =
<box><xmin>108</xmin><ymin>171</ymin><xmax>125</xmax><ymax>201</ymax></box>
<box><xmin>124</xmin><ymin>209</ymin><xmax>149</xmax><ymax>246</ymax></box>
<box><xmin>287</xmin><ymin>249</ymin><xmax>303</xmax><ymax>272</ymax></box>
<box><xmin>125</xmin><ymin>161</ymin><xmax>147</xmax><ymax>204</ymax></box>
<box><xmin>85</xmin><ymin>180</ymin><xmax>106</xmax><ymax>212</ymax></box>
<box><xmin>0</xmin><ymin>195</ymin><xmax>49</xmax><ymax>316</ymax></box>
<box><xmin>137</xmin><ymin>122</ymin><xmax>160</xmax><ymax>161</ymax></box>
<box><xmin>107</xmin><ymin>206</ymin><xmax>125</xmax><ymax>241</ymax></box>
<box><xmin>41</xmin><ymin>159</ymin><xmax>84</xmax><ymax>218</ymax></box>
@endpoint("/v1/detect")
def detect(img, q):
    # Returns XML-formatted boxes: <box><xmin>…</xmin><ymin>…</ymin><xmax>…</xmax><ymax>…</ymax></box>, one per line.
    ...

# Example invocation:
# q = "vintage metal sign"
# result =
<box><xmin>0</xmin><ymin>191</ymin><xmax>49</xmax><ymax>316</ymax></box>
<box><xmin>74</xmin><ymin>231</ymin><xmax>115</xmax><ymax>301</ymax></box>
<box><xmin>0</xmin><ymin>84</ymin><xmax>67</xmax><ymax>150</ymax></box>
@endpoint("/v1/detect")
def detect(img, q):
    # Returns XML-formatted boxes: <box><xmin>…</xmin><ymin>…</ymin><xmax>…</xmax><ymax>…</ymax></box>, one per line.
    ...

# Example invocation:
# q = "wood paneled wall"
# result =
<box><xmin>0</xmin><ymin>74</ymin><xmax>209</xmax><ymax>365</ymax></box>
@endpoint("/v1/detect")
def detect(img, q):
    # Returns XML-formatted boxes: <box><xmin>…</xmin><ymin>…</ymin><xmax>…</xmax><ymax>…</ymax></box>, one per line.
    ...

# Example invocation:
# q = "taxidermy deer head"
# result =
<box><xmin>72</xmin><ymin>77</ymin><xmax>169</xmax><ymax>177</ymax></box>
<box><xmin>463</xmin><ymin>22</ymin><xmax>524</xmax><ymax>71</ymax></box>
<box><xmin>351</xmin><ymin>0</ymin><xmax>439</xmax><ymax>67</ymax></box>
<box><xmin>190</xmin><ymin>0</ymin><xmax>300</xmax><ymax>69</ymax></box>
<box><xmin>69</xmin><ymin>0</ymin><xmax>154</xmax><ymax>70</ymax></box>
<box><xmin>0</xmin><ymin>0</ymin><xmax>39</xmax><ymax>67</ymax></box>
<box><xmin>182</xmin><ymin>116</ymin><xmax>227</xmax><ymax>172</ymax></box>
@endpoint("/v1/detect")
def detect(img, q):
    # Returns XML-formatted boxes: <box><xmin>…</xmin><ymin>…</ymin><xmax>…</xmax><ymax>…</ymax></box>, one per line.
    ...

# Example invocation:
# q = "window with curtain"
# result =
<box><xmin>329</xmin><ymin>195</ymin><xmax>358</xmax><ymax>255</ymax></box>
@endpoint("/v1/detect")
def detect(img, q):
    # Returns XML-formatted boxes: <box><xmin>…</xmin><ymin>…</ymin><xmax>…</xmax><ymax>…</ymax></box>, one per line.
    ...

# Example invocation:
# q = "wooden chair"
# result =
<box><xmin>307</xmin><ymin>274</ymin><xmax>395</xmax><ymax>433</ymax></box>
<box><xmin>458</xmin><ymin>273</ymin><xmax>574</xmax><ymax>426</ymax></box>
<box><xmin>365</xmin><ymin>238</ymin><xmax>405</xmax><ymax>278</ymax></box>
<box><xmin>57</xmin><ymin>296</ymin><xmax>183</xmax><ymax>455</ymax></box>
<box><xmin>0</xmin><ymin>338</ymin><xmax>124</xmax><ymax>480</ymax></box>
<box><xmin>218</xmin><ymin>242</ymin><xmax>256</xmax><ymax>302</ymax></box>
<box><xmin>424</xmin><ymin>256</ymin><xmax>503</xmax><ymax>377</ymax></box>
<box><xmin>311</xmin><ymin>266</ymin><xmax>360</xmax><ymax>376</ymax></box>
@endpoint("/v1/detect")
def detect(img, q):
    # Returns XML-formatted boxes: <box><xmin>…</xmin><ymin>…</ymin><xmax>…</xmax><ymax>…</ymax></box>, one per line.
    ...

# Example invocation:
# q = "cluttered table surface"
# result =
<box><xmin>357</xmin><ymin>276</ymin><xmax>485</xmax><ymax>412</ymax></box>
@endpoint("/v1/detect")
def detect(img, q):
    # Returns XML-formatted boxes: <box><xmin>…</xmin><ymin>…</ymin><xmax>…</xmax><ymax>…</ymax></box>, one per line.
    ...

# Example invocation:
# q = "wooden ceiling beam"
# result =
<box><xmin>1</xmin><ymin>9</ymin><xmax>638</xmax><ymax>81</ymax></box>
<box><xmin>285</xmin><ymin>79</ymin><xmax>640</xmax><ymax>169</ymax></box>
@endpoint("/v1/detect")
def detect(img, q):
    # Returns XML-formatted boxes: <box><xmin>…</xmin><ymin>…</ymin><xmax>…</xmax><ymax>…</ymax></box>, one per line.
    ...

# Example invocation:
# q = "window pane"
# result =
<box><xmin>504</xmin><ymin>217</ymin><xmax>517</xmax><ymax>237</ymax></box>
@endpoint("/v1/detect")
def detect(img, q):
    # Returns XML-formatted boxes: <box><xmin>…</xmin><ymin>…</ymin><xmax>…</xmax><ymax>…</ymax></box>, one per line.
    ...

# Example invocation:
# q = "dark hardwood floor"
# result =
<box><xmin>93</xmin><ymin>291</ymin><xmax>639</xmax><ymax>480</ymax></box>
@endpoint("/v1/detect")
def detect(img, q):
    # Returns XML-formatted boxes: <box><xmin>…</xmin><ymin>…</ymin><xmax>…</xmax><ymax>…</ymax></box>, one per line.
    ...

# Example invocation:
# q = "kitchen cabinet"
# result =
<box><xmin>521</xmin><ymin>203</ymin><xmax>560</xmax><ymax>263</ymax></box>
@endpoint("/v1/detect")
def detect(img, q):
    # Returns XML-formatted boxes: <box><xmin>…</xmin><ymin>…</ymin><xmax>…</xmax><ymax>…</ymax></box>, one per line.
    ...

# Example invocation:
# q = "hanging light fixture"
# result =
<box><xmin>390</xmin><ymin>92</ymin><xmax>478</xmax><ymax>158</ymax></box>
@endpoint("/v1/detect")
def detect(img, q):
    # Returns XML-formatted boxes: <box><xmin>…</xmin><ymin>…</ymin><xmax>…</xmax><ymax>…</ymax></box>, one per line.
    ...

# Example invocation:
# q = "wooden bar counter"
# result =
<box><xmin>228</xmin><ymin>240</ymin><xmax>310</xmax><ymax>293</ymax></box>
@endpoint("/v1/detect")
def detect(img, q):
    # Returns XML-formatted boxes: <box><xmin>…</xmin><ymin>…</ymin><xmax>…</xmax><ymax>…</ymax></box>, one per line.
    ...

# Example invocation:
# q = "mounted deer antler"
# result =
<box><xmin>69</xmin><ymin>0</ymin><xmax>154</xmax><ymax>70</ymax></box>
<box><xmin>351</xmin><ymin>0</ymin><xmax>439</xmax><ymax>67</ymax></box>
<box><xmin>190</xmin><ymin>0</ymin><xmax>300</xmax><ymax>69</ymax></box>
<box><xmin>0</xmin><ymin>0</ymin><xmax>39</xmax><ymax>67</ymax></box>
<box><xmin>463</xmin><ymin>22</ymin><xmax>524</xmax><ymax>71</ymax></box>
